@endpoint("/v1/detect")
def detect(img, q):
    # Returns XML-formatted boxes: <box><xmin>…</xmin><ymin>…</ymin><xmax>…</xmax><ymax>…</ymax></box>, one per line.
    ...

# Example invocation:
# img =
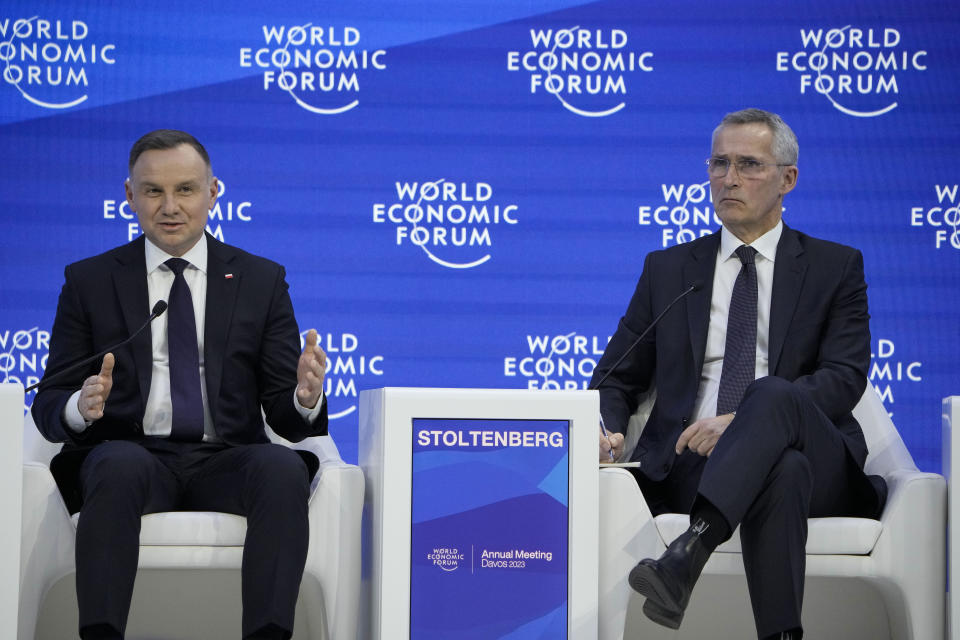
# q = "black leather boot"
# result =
<box><xmin>628</xmin><ymin>527</ymin><xmax>711</xmax><ymax>629</ymax></box>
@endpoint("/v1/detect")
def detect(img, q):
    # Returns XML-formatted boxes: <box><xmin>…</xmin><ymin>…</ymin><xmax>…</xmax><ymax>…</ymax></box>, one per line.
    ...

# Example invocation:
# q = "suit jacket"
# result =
<box><xmin>592</xmin><ymin>225</ymin><xmax>881</xmax><ymax>511</ymax></box>
<box><xmin>32</xmin><ymin>233</ymin><xmax>327</xmax><ymax>512</ymax></box>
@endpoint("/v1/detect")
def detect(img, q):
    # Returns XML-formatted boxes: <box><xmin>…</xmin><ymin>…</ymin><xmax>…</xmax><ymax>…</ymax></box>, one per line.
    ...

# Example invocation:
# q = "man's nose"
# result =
<box><xmin>160</xmin><ymin>192</ymin><xmax>177</xmax><ymax>213</ymax></box>
<box><xmin>722</xmin><ymin>164</ymin><xmax>741</xmax><ymax>187</ymax></box>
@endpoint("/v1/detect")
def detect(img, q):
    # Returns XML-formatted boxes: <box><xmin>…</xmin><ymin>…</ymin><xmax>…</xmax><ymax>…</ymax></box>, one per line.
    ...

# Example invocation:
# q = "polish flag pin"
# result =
<box><xmin>225</xmin><ymin>274</ymin><xmax>234</xmax><ymax>279</ymax></box>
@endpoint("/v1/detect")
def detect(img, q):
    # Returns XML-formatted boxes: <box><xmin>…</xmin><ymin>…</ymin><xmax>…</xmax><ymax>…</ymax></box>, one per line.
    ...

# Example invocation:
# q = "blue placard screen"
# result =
<box><xmin>410</xmin><ymin>418</ymin><xmax>570</xmax><ymax>639</ymax></box>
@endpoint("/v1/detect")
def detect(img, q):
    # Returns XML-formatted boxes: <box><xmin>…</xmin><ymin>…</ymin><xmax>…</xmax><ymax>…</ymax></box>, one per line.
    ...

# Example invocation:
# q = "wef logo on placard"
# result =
<box><xmin>910</xmin><ymin>185</ymin><xmax>960</xmax><ymax>250</ymax></box>
<box><xmin>0</xmin><ymin>16</ymin><xmax>116</xmax><ymax>109</ymax></box>
<box><xmin>506</xmin><ymin>26</ymin><xmax>653</xmax><ymax>117</ymax></box>
<box><xmin>775</xmin><ymin>26</ymin><xmax>927</xmax><ymax>118</ymax></box>
<box><xmin>372</xmin><ymin>179</ymin><xmax>519</xmax><ymax>269</ymax></box>
<box><xmin>102</xmin><ymin>180</ymin><xmax>253</xmax><ymax>244</ymax></box>
<box><xmin>239</xmin><ymin>23</ymin><xmax>386</xmax><ymax>115</ymax></box>
<box><xmin>425</xmin><ymin>547</ymin><xmax>464</xmax><ymax>573</ymax></box>
<box><xmin>637</xmin><ymin>181</ymin><xmax>721</xmax><ymax>247</ymax></box>
<box><xmin>0</xmin><ymin>327</ymin><xmax>49</xmax><ymax>409</ymax></box>
<box><xmin>869</xmin><ymin>338</ymin><xmax>921</xmax><ymax>417</ymax></box>
<box><xmin>503</xmin><ymin>333</ymin><xmax>610</xmax><ymax>390</ymax></box>
<box><xmin>305</xmin><ymin>331</ymin><xmax>384</xmax><ymax>420</ymax></box>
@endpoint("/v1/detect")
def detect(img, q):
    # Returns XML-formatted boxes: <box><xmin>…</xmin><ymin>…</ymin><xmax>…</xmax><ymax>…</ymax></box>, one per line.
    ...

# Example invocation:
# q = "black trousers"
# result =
<box><xmin>633</xmin><ymin>376</ymin><xmax>866</xmax><ymax>638</ymax></box>
<box><xmin>75</xmin><ymin>438</ymin><xmax>311</xmax><ymax>638</ymax></box>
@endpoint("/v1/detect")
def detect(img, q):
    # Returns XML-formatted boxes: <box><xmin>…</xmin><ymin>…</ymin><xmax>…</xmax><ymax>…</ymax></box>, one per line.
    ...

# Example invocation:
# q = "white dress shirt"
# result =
<box><xmin>65</xmin><ymin>236</ymin><xmax>322</xmax><ymax>436</ymax></box>
<box><xmin>691</xmin><ymin>221</ymin><xmax>783</xmax><ymax>421</ymax></box>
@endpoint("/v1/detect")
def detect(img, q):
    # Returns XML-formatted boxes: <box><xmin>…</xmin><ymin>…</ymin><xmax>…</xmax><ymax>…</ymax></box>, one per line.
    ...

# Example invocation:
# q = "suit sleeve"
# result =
<box><xmin>590</xmin><ymin>252</ymin><xmax>657</xmax><ymax>434</ymax></box>
<box><xmin>790</xmin><ymin>249</ymin><xmax>871</xmax><ymax>420</ymax></box>
<box><xmin>257</xmin><ymin>266</ymin><xmax>328</xmax><ymax>442</ymax></box>
<box><xmin>31</xmin><ymin>265</ymin><xmax>98</xmax><ymax>444</ymax></box>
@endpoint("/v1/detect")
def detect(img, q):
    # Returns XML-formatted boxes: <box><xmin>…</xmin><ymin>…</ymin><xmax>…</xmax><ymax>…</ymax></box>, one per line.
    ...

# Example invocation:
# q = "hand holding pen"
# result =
<box><xmin>599</xmin><ymin>414</ymin><xmax>624</xmax><ymax>463</ymax></box>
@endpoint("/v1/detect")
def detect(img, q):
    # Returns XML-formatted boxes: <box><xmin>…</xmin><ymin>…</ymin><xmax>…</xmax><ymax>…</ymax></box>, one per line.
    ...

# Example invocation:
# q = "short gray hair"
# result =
<box><xmin>713</xmin><ymin>108</ymin><xmax>798</xmax><ymax>165</ymax></box>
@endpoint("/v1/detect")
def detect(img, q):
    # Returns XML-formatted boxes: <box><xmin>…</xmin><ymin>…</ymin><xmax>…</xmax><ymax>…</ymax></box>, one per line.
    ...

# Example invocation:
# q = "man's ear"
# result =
<box><xmin>780</xmin><ymin>165</ymin><xmax>798</xmax><ymax>196</ymax></box>
<box><xmin>207</xmin><ymin>177</ymin><xmax>219</xmax><ymax>210</ymax></box>
<box><xmin>124</xmin><ymin>178</ymin><xmax>136</xmax><ymax>211</ymax></box>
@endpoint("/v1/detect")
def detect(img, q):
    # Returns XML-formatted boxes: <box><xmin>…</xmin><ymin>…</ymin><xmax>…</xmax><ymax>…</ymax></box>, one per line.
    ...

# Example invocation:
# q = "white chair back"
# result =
<box><xmin>854</xmin><ymin>385</ymin><xmax>917</xmax><ymax>475</ymax></box>
<box><xmin>265</xmin><ymin>424</ymin><xmax>344</xmax><ymax>465</ymax></box>
<box><xmin>22</xmin><ymin>411</ymin><xmax>59</xmax><ymax>466</ymax></box>
<box><xmin>622</xmin><ymin>389</ymin><xmax>655</xmax><ymax>462</ymax></box>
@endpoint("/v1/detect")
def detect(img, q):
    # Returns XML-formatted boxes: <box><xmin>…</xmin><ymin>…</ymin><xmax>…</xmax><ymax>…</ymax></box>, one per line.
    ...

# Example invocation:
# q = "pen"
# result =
<box><xmin>599</xmin><ymin>414</ymin><xmax>615</xmax><ymax>462</ymax></box>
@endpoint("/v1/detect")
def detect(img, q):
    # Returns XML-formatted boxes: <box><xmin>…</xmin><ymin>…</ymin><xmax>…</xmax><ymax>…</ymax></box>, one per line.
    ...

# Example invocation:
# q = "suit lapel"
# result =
<box><xmin>112</xmin><ymin>236</ymin><xmax>152</xmax><ymax>407</ymax></box>
<box><xmin>203</xmin><ymin>234</ymin><xmax>240</xmax><ymax>420</ymax></box>
<box><xmin>769</xmin><ymin>226</ymin><xmax>807</xmax><ymax>374</ymax></box>
<box><xmin>683</xmin><ymin>233</ymin><xmax>720</xmax><ymax>378</ymax></box>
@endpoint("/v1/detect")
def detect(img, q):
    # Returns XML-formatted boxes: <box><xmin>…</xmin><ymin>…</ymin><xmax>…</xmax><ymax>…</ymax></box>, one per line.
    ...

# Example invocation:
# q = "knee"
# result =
<box><xmin>244</xmin><ymin>445</ymin><xmax>310</xmax><ymax>499</ymax></box>
<box><xmin>739</xmin><ymin>378</ymin><xmax>811</xmax><ymax>429</ymax></box>
<box><xmin>738</xmin><ymin>378</ymin><xmax>815</xmax><ymax>440</ymax></box>
<box><xmin>81</xmin><ymin>441</ymin><xmax>155</xmax><ymax>491</ymax></box>
<box><xmin>742</xmin><ymin>376</ymin><xmax>802</xmax><ymax>407</ymax></box>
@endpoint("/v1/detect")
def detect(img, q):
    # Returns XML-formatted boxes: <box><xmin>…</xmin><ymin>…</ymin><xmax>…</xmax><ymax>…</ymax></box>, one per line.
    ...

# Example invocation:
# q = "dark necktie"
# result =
<box><xmin>716</xmin><ymin>245</ymin><xmax>758</xmax><ymax>415</ymax></box>
<box><xmin>165</xmin><ymin>258</ymin><xmax>204</xmax><ymax>441</ymax></box>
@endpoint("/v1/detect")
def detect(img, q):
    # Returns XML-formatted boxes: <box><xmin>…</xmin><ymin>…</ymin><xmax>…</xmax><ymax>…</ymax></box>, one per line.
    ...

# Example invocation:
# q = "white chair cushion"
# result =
<box><xmin>654</xmin><ymin>513</ymin><xmax>882</xmax><ymax>555</ymax></box>
<box><xmin>70</xmin><ymin>511</ymin><xmax>248</xmax><ymax>546</ymax></box>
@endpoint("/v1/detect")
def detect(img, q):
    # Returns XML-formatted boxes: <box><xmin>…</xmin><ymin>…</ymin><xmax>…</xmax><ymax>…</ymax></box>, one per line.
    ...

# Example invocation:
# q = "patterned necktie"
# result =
<box><xmin>716</xmin><ymin>245</ymin><xmax>758</xmax><ymax>415</ymax></box>
<box><xmin>165</xmin><ymin>258</ymin><xmax>204</xmax><ymax>441</ymax></box>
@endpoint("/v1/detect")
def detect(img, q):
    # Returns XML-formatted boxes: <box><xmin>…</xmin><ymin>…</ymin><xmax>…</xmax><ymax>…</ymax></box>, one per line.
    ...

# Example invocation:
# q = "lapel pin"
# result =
<box><xmin>225</xmin><ymin>273</ymin><xmax>234</xmax><ymax>279</ymax></box>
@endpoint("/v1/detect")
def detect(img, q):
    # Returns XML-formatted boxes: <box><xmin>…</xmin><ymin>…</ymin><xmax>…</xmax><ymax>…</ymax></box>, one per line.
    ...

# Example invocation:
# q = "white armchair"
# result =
<box><xmin>11</xmin><ymin>383</ymin><xmax>363</xmax><ymax>640</ymax></box>
<box><xmin>599</xmin><ymin>386</ymin><xmax>946</xmax><ymax>640</ymax></box>
<box><xmin>943</xmin><ymin>395</ymin><xmax>960</xmax><ymax>640</ymax></box>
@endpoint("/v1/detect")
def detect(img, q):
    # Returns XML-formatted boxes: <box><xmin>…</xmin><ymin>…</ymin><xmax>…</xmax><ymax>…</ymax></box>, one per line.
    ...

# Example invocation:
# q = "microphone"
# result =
<box><xmin>26</xmin><ymin>300</ymin><xmax>167</xmax><ymax>393</ymax></box>
<box><xmin>590</xmin><ymin>281</ymin><xmax>703</xmax><ymax>391</ymax></box>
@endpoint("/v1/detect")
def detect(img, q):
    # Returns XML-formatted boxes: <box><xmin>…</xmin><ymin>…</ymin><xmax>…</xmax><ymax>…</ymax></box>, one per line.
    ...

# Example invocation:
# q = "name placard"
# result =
<box><xmin>410</xmin><ymin>418</ymin><xmax>569</xmax><ymax>638</ymax></box>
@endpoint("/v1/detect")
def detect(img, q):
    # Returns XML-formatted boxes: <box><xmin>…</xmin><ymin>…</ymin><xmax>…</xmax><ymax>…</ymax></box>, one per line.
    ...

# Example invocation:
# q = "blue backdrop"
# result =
<box><xmin>2</xmin><ymin>0</ymin><xmax>958</xmax><ymax>471</ymax></box>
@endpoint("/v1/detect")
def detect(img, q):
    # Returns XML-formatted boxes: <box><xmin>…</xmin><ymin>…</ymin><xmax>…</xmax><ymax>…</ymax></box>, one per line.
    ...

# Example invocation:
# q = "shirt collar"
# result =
<box><xmin>719</xmin><ymin>220</ymin><xmax>783</xmax><ymax>263</ymax></box>
<box><xmin>144</xmin><ymin>234</ymin><xmax>208</xmax><ymax>275</ymax></box>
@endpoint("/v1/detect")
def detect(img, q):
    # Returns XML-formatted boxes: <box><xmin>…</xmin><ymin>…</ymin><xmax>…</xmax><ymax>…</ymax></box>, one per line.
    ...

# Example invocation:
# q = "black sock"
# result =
<box><xmin>689</xmin><ymin>497</ymin><xmax>731</xmax><ymax>552</ymax></box>
<box><xmin>762</xmin><ymin>628</ymin><xmax>803</xmax><ymax>640</ymax></box>
<box><xmin>80</xmin><ymin>623</ymin><xmax>122</xmax><ymax>640</ymax></box>
<box><xmin>245</xmin><ymin>623</ymin><xmax>290</xmax><ymax>640</ymax></box>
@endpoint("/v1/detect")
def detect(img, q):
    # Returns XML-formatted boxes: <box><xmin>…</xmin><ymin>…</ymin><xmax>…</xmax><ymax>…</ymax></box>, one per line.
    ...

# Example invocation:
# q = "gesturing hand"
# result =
<box><xmin>78</xmin><ymin>352</ymin><xmax>114</xmax><ymax>422</ymax></box>
<box><xmin>296</xmin><ymin>329</ymin><xmax>327</xmax><ymax>410</ymax></box>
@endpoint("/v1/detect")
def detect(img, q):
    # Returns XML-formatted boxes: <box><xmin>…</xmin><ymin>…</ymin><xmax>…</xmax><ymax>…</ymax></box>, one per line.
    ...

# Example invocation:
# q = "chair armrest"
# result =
<box><xmin>304</xmin><ymin>458</ymin><xmax>364</xmax><ymax>640</ymax></box>
<box><xmin>945</xmin><ymin>395</ymin><xmax>960</xmax><ymax>640</ymax></box>
<box><xmin>19</xmin><ymin>462</ymin><xmax>77</xmax><ymax>640</ymax></box>
<box><xmin>20</xmin><ymin>463</ymin><xmax>75</xmax><ymax>581</ymax></box>
<box><xmin>873</xmin><ymin>467</ymin><xmax>946</xmax><ymax>566</ymax></box>
<box><xmin>598</xmin><ymin>467</ymin><xmax>659</xmax><ymax>640</ymax></box>
<box><xmin>599</xmin><ymin>467</ymin><xmax>660</xmax><ymax>557</ymax></box>
<box><xmin>866</xmin><ymin>466</ymin><xmax>946</xmax><ymax>640</ymax></box>
<box><xmin>2</xmin><ymin>384</ymin><xmax>23</xmax><ymax>640</ymax></box>
<box><xmin>880</xmin><ymin>467</ymin><xmax>944</xmax><ymax>510</ymax></box>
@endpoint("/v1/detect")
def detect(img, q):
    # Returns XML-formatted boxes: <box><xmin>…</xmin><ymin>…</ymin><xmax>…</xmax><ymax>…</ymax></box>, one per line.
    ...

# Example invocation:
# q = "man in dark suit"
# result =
<box><xmin>593</xmin><ymin>109</ymin><xmax>886</xmax><ymax>640</ymax></box>
<box><xmin>32</xmin><ymin>129</ymin><xmax>329</xmax><ymax>640</ymax></box>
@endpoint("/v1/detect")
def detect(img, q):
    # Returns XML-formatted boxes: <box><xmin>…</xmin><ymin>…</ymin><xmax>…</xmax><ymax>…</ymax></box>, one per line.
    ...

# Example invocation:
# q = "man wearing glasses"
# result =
<box><xmin>593</xmin><ymin>108</ymin><xmax>887</xmax><ymax>640</ymax></box>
